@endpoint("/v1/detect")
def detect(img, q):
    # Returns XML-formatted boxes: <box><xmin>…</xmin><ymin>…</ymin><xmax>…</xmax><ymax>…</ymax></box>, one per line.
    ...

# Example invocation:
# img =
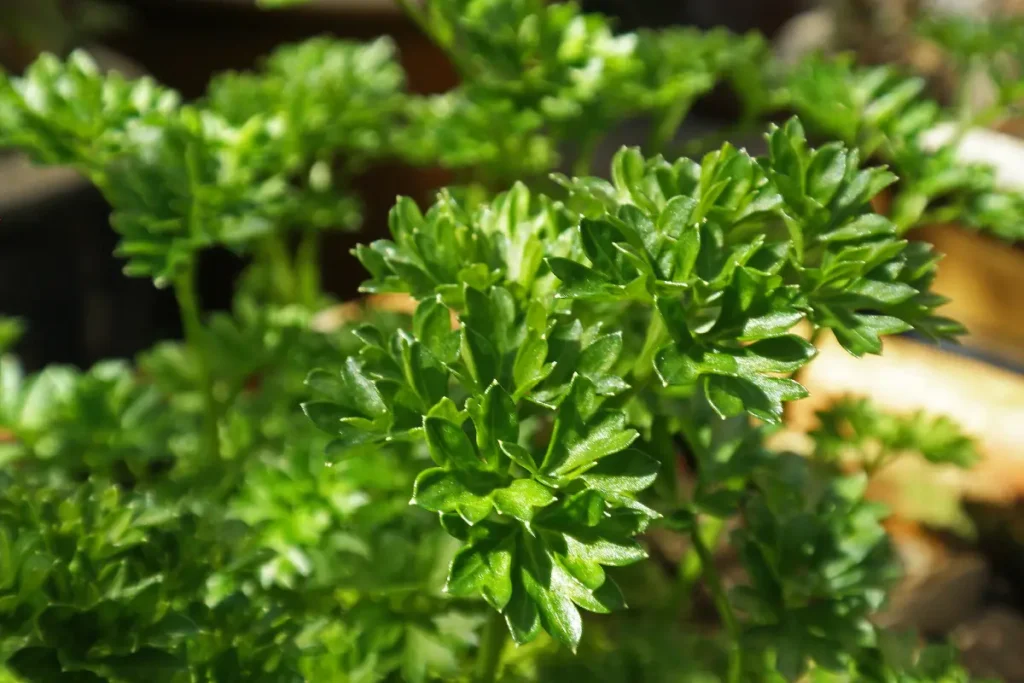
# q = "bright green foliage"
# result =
<box><xmin>0</xmin><ymin>358</ymin><xmax>174</xmax><ymax>481</ymax></box>
<box><xmin>809</xmin><ymin>395</ymin><xmax>979</xmax><ymax>537</ymax></box>
<box><xmin>0</xmin><ymin>482</ymin><xmax>190</xmax><ymax>682</ymax></box>
<box><xmin>206</xmin><ymin>37</ymin><xmax>405</xmax><ymax>231</ymax></box>
<box><xmin>810</xmin><ymin>396</ymin><xmax>979</xmax><ymax>473</ymax></box>
<box><xmin>406</xmin><ymin>0</ymin><xmax>768</xmax><ymax>180</ymax></box>
<box><xmin>105</xmin><ymin>109</ymin><xmax>286</xmax><ymax>282</ymax></box>
<box><xmin>396</xmin><ymin>89</ymin><xmax>558</xmax><ymax>182</ymax></box>
<box><xmin>0</xmin><ymin>480</ymin><xmax>242</xmax><ymax>683</ymax></box>
<box><xmin>0</xmin><ymin>476</ymin><xmax>322</xmax><ymax>683</ymax></box>
<box><xmin>0</xmin><ymin>288</ymin><xmax>474</xmax><ymax>681</ymax></box>
<box><xmin>321</xmin><ymin>118</ymin><xmax>965</xmax><ymax>656</ymax></box>
<box><xmin>632</xmin><ymin>27</ymin><xmax>773</xmax><ymax>131</ymax></box>
<box><xmin>415</xmin><ymin>0</ymin><xmax>640</xmax><ymax>137</ymax></box>
<box><xmin>779</xmin><ymin>55</ymin><xmax>1024</xmax><ymax>239</ymax></box>
<box><xmin>0</xmin><ymin>51</ymin><xmax>179</xmax><ymax>168</ymax></box>
<box><xmin>918</xmin><ymin>16</ymin><xmax>1024</xmax><ymax>117</ymax></box>
<box><xmin>810</xmin><ymin>639</ymin><xmax>997</xmax><ymax>682</ymax></box>
<box><xmin>0</xmin><ymin>53</ymin><xmax>264</xmax><ymax>281</ymax></box>
<box><xmin>556</xmin><ymin>119</ymin><xmax>960</xmax><ymax>366</ymax></box>
<box><xmin>0</xmin><ymin>2</ymin><xmax>998</xmax><ymax>681</ymax></box>
<box><xmin>0</xmin><ymin>43</ymin><xmax>403</xmax><ymax>283</ymax></box>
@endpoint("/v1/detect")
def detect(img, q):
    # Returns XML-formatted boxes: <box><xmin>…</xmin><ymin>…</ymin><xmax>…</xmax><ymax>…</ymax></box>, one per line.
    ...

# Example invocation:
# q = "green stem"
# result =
<box><xmin>174</xmin><ymin>261</ymin><xmax>219</xmax><ymax>461</ymax></box>
<box><xmin>573</xmin><ymin>134</ymin><xmax>600</xmax><ymax>177</ymax></box>
<box><xmin>681</xmin><ymin>119</ymin><xmax>762</xmax><ymax>160</ymax></box>
<box><xmin>396</xmin><ymin>0</ymin><xmax>430</xmax><ymax>34</ymax></box>
<box><xmin>691</xmin><ymin>525</ymin><xmax>742</xmax><ymax>683</ymax></box>
<box><xmin>648</xmin><ymin>99</ymin><xmax>691</xmax><ymax>157</ymax></box>
<box><xmin>677</xmin><ymin>515</ymin><xmax>724</xmax><ymax>590</ymax></box>
<box><xmin>262</xmin><ymin>234</ymin><xmax>296</xmax><ymax>304</ymax></box>
<box><xmin>676</xmin><ymin>411</ymin><xmax>705</xmax><ymax>464</ymax></box>
<box><xmin>864</xmin><ymin>448</ymin><xmax>898</xmax><ymax>479</ymax></box>
<box><xmin>395</xmin><ymin>0</ymin><xmax>475</xmax><ymax>80</ymax></box>
<box><xmin>474</xmin><ymin>612</ymin><xmax>507</xmax><ymax>683</ymax></box>
<box><xmin>808</xmin><ymin>326</ymin><xmax>823</xmax><ymax>348</ymax></box>
<box><xmin>296</xmin><ymin>231</ymin><xmax>321</xmax><ymax>309</ymax></box>
<box><xmin>634</xmin><ymin>310</ymin><xmax>669</xmax><ymax>383</ymax></box>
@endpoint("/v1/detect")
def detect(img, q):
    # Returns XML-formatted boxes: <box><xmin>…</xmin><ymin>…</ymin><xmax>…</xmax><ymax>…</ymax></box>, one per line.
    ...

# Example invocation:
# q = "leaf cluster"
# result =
<box><xmin>310</xmin><ymin>117</ymin><xmax>966</xmax><ymax>668</ymax></box>
<box><xmin>775</xmin><ymin>48</ymin><xmax>1024</xmax><ymax>240</ymax></box>
<box><xmin>0</xmin><ymin>3</ymin><xmax>1000</xmax><ymax>681</ymax></box>
<box><xmin>0</xmin><ymin>41</ymin><xmax>399</xmax><ymax>282</ymax></box>
<box><xmin>810</xmin><ymin>396</ymin><xmax>979</xmax><ymax>474</ymax></box>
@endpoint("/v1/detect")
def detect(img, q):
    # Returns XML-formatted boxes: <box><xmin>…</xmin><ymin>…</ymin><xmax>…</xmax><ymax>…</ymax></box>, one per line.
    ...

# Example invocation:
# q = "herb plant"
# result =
<box><xmin>0</xmin><ymin>1</ymin><xmax>1009</xmax><ymax>682</ymax></box>
<box><xmin>753</xmin><ymin>13</ymin><xmax>1024</xmax><ymax>243</ymax></box>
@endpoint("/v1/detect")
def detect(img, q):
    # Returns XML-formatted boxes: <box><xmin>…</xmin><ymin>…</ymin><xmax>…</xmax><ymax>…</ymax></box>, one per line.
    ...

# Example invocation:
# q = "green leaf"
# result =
<box><xmin>704</xmin><ymin>374</ymin><xmax>808</xmax><ymax>423</ymax></box>
<box><xmin>423</xmin><ymin>417</ymin><xmax>482</xmax><ymax>470</ymax></box>
<box><xmin>340</xmin><ymin>356</ymin><xmax>387</xmax><ymax>418</ymax></box>
<box><xmin>398</xmin><ymin>332</ymin><xmax>450</xmax><ymax>407</ymax></box>
<box><xmin>806</xmin><ymin>143</ymin><xmax>847</xmax><ymax>205</ymax></box>
<box><xmin>655</xmin><ymin>335</ymin><xmax>817</xmax><ymax>389</ymax></box>
<box><xmin>411</xmin><ymin>468</ymin><xmax>494</xmax><ymax>524</ymax></box>
<box><xmin>819</xmin><ymin>214</ymin><xmax>894</xmax><ymax>243</ymax></box>
<box><xmin>461</xmin><ymin>327</ymin><xmax>500</xmax><ymax>390</ymax></box>
<box><xmin>414</xmin><ymin>297</ymin><xmax>460</xmax><ymax>365</ymax></box>
<box><xmin>500</xmin><ymin>441</ymin><xmax>539</xmax><ymax>474</ymax></box>
<box><xmin>611</xmin><ymin>147</ymin><xmax>648</xmax><ymax>204</ymax></box>
<box><xmin>492</xmin><ymin>479</ymin><xmax>556</xmax><ymax>522</ymax></box>
<box><xmin>504</xmin><ymin>568</ymin><xmax>543</xmax><ymax>646</ymax></box>
<box><xmin>541</xmin><ymin>376</ymin><xmax>639</xmax><ymax>478</ymax></box>
<box><xmin>548</xmin><ymin>257</ymin><xmax>615</xmax><ymax>300</ymax></box>
<box><xmin>577</xmin><ymin>333</ymin><xmax>623</xmax><ymax>377</ymax></box>
<box><xmin>302</xmin><ymin>401</ymin><xmax>347</xmax><ymax>435</ymax></box>
<box><xmin>446</xmin><ymin>523</ymin><xmax>515</xmax><ymax>610</ymax></box>
<box><xmin>580</xmin><ymin>448</ymin><xmax>660</xmax><ymax>495</ymax></box>
<box><xmin>469</xmin><ymin>383</ymin><xmax>518</xmax><ymax>470</ymax></box>
<box><xmin>513</xmin><ymin>331</ymin><xmax>553</xmax><ymax>397</ymax></box>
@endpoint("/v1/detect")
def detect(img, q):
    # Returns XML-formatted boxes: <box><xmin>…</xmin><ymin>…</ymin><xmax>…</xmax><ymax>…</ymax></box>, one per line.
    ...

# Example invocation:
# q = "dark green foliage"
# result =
<box><xmin>735</xmin><ymin>456</ymin><xmax>898</xmax><ymax>679</ymax></box>
<box><xmin>332</xmin><ymin>117</ymin><xmax>964</xmax><ymax>667</ymax></box>
<box><xmin>0</xmin><ymin>2</ymin><xmax>1002</xmax><ymax>681</ymax></box>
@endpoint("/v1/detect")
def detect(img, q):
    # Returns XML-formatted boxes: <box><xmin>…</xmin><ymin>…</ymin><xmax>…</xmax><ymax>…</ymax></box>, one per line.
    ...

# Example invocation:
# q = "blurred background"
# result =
<box><xmin>3</xmin><ymin>1</ymin><xmax>1024</xmax><ymax>679</ymax></box>
<box><xmin>0</xmin><ymin>0</ymin><xmax>809</xmax><ymax>371</ymax></box>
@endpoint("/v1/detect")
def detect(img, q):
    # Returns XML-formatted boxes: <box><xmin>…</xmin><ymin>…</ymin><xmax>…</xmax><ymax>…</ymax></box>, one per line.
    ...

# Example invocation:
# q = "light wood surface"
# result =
<box><xmin>0</xmin><ymin>154</ymin><xmax>87</xmax><ymax>214</ymax></box>
<box><xmin>790</xmin><ymin>333</ymin><xmax>1024</xmax><ymax>503</ymax></box>
<box><xmin>916</xmin><ymin>224</ymin><xmax>1024</xmax><ymax>369</ymax></box>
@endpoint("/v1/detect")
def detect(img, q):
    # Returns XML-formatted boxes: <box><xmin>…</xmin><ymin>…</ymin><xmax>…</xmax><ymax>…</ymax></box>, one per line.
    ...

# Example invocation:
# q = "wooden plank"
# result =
<box><xmin>0</xmin><ymin>154</ymin><xmax>87</xmax><ymax>214</ymax></box>
<box><xmin>921</xmin><ymin>124</ymin><xmax>1024</xmax><ymax>190</ymax></box>
<box><xmin>789</xmin><ymin>334</ymin><xmax>1024</xmax><ymax>504</ymax></box>
<box><xmin>915</xmin><ymin>224</ymin><xmax>1024</xmax><ymax>369</ymax></box>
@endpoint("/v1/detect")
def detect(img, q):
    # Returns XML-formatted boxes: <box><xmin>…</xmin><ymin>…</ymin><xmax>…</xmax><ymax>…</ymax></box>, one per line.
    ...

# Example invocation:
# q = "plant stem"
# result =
<box><xmin>691</xmin><ymin>524</ymin><xmax>742</xmax><ymax>683</ymax></box>
<box><xmin>174</xmin><ymin>261</ymin><xmax>219</xmax><ymax>461</ymax></box>
<box><xmin>474</xmin><ymin>612</ymin><xmax>507</xmax><ymax>683</ymax></box>
<box><xmin>395</xmin><ymin>0</ymin><xmax>475</xmax><ymax>80</ymax></box>
<box><xmin>396</xmin><ymin>0</ymin><xmax>431</xmax><ymax>38</ymax></box>
<box><xmin>677</xmin><ymin>515</ymin><xmax>724</xmax><ymax>590</ymax></box>
<box><xmin>573</xmin><ymin>134</ymin><xmax>600</xmax><ymax>177</ymax></box>
<box><xmin>648</xmin><ymin>99</ymin><xmax>691</xmax><ymax>157</ymax></box>
<box><xmin>296</xmin><ymin>231</ymin><xmax>321</xmax><ymax>309</ymax></box>
<box><xmin>263</xmin><ymin>234</ymin><xmax>296</xmax><ymax>304</ymax></box>
<box><xmin>634</xmin><ymin>310</ymin><xmax>669</xmax><ymax>382</ymax></box>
